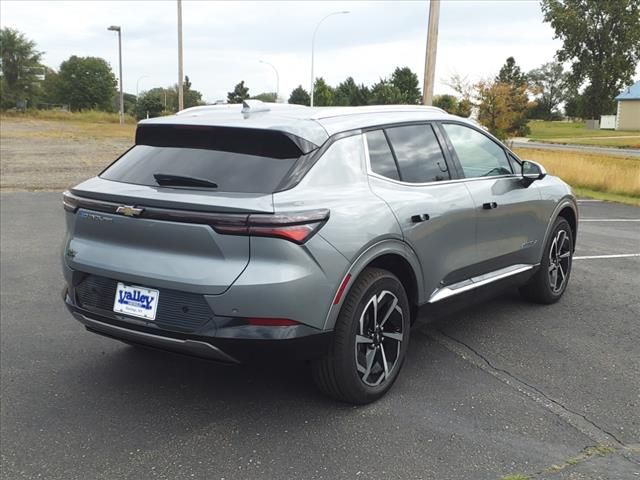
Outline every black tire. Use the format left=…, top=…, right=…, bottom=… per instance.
left=312, top=267, right=411, bottom=404
left=519, top=217, right=573, bottom=304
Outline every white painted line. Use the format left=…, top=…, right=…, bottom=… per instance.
left=574, top=253, right=640, bottom=260
left=580, top=219, right=640, bottom=222
left=577, top=199, right=603, bottom=203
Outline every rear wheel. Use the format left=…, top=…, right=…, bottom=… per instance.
left=312, top=268, right=410, bottom=404
left=520, top=217, right=573, bottom=304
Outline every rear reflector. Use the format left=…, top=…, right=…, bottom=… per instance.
left=247, top=317, right=299, bottom=326
left=333, top=273, right=352, bottom=305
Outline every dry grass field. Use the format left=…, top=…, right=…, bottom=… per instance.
left=513, top=147, right=640, bottom=204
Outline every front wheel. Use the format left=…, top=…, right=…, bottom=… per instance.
left=520, top=217, right=573, bottom=304
left=312, top=268, right=410, bottom=404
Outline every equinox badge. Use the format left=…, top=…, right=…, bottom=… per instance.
left=116, top=205, right=144, bottom=217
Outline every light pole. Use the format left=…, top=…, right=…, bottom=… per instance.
left=422, top=0, right=440, bottom=106
left=177, top=0, right=184, bottom=111
left=259, top=60, right=279, bottom=102
left=136, top=75, right=149, bottom=99
left=310, top=11, right=349, bottom=107
left=107, top=25, right=124, bottom=124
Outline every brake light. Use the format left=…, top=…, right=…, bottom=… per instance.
left=62, top=190, right=79, bottom=212
left=214, top=209, right=329, bottom=244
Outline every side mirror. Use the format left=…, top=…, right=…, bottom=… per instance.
left=521, top=160, right=547, bottom=187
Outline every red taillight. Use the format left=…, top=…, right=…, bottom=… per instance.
left=214, top=209, right=329, bottom=244
left=247, top=317, right=299, bottom=326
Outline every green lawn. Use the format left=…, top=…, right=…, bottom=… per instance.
left=527, top=120, right=640, bottom=148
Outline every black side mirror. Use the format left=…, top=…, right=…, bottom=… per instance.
left=521, top=160, right=547, bottom=187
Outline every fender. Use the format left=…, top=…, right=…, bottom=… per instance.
left=322, top=238, right=423, bottom=330
left=541, top=195, right=579, bottom=259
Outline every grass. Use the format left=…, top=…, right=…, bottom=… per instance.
left=527, top=120, right=640, bottom=149
left=1, top=109, right=137, bottom=124
left=0, top=114, right=136, bottom=141
left=513, top=147, right=640, bottom=203
left=500, top=475, right=530, bottom=480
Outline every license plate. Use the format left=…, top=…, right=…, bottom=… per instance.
left=113, top=283, right=159, bottom=320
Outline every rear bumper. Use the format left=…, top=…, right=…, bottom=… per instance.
left=63, top=287, right=333, bottom=364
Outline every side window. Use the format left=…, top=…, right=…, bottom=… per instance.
left=508, top=153, right=521, bottom=173
left=442, top=123, right=512, bottom=178
left=365, top=130, right=400, bottom=181
left=385, top=124, right=450, bottom=183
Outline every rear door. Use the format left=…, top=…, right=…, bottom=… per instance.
left=439, top=122, right=547, bottom=273
left=365, top=123, right=477, bottom=299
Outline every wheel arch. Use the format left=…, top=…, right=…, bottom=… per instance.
left=542, top=196, right=579, bottom=255
left=322, top=240, right=423, bottom=330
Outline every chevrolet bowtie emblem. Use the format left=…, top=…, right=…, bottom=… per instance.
left=116, top=205, right=144, bottom=217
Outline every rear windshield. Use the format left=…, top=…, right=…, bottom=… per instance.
left=100, top=125, right=306, bottom=194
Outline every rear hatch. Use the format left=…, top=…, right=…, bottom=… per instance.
left=64, top=124, right=314, bottom=295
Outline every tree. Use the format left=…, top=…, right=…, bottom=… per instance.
left=227, top=80, right=250, bottom=104
left=55, top=56, right=116, bottom=111
left=476, top=78, right=530, bottom=140
left=527, top=61, right=568, bottom=120
left=251, top=92, right=277, bottom=102
left=390, top=67, right=421, bottom=104
left=288, top=85, right=310, bottom=106
left=334, top=77, right=370, bottom=106
left=541, top=0, right=640, bottom=118
left=456, top=99, right=473, bottom=118
left=496, top=56, right=526, bottom=86
left=179, top=75, right=203, bottom=109
left=0, top=28, right=43, bottom=109
left=432, top=94, right=458, bottom=114
left=134, top=90, right=164, bottom=119
left=369, top=79, right=403, bottom=105
left=313, top=77, right=334, bottom=106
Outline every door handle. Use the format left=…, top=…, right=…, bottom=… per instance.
left=482, top=202, right=498, bottom=210
left=411, top=214, right=430, bottom=223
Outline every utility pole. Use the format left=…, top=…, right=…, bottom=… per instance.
left=177, top=0, right=184, bottom=111
left=422, top=0, right=440, bottom=106
left=108, top=26, right=124, bottom=124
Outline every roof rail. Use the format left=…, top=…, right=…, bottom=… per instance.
left=309, top=104, right=447, bottom=119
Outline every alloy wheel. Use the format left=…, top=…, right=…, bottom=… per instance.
left=354, top=290, right=404, bottom=387
left=548, top=229, right=572, bottom=294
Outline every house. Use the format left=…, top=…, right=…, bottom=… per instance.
left=615, top=80, right=640, bottom=131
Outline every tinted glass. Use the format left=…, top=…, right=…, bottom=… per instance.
left=101, top=145, right=297, bottom=193
left=442, top=123, right=512, bottom=178
left=385, top=125, right=449, bottom=183
left=366, top=130, right=400, bottom=180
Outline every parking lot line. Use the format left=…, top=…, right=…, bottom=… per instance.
left=574, top=253, right=640, bottom=260
left=579, top=219, right=640, bottom=222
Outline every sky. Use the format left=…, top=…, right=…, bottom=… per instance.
left=1, top=0, right=567, bottom=103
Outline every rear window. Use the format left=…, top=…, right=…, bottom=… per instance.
left=100, top=125, right=307, bottom=194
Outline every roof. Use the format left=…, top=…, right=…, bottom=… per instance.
left=139, top=102, right=457, bottom=148
left=615, top=80, right=640, bottom=101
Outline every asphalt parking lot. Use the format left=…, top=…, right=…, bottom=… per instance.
left=1, top=192, right=638, bottom=480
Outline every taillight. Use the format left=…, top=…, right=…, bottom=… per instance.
left=62, top=190, right=79, bottom=213
left=214, top=209, right=329, bottom=244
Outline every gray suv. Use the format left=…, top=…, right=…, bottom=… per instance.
left=62, top=102, right=577, bottom=404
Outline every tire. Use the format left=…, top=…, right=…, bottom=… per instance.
left=312, top=267, right=410, bottom=404
left=519, top=217, right=573, bottom=304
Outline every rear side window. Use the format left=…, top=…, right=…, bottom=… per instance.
left=365, top=130, right=400, bottom=180
left=385, top=125, right=450, bottom=183
left=100, top=125, right=304, bottom=193
left=442, top=123, right=512, bottom=178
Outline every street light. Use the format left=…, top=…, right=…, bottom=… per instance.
left=310, top=10, right=349, bottom=107
left=259, top=60, right=279, bottom=102
left=107, top=25, right=124, bottom=124
left=136, top=75, right=149, bottom=99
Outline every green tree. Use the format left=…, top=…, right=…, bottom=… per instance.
left=134, top=90, right=164, bottom=119
left=334, top=77, right=370, bottom=106
left=541, top=0, right=640, bottom=118
left=369, top=79, right=403, bottom=105
left=432, top=94, right=458, bottom=114
left=313, top=77, right=334, bottom=106
left=456, top=98, right=473, bottom=117
left=227, top=80, right=250, bottom=104
left=288, top=85, right=310, bottom=106
left=0, top=28, right=43, bottom=109
left=179, top=75, right=203, bottom=109
left=55, top=56, right=116, bottom=111
left=496, top=56, right=526, bottom=86
left=390, top=67, right=421, bottom=104
left=495, top=57, right=530, bottom=136
left=251, top=92, right=277, bottom=102
left=527, top=61, right=568, bottom=120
